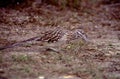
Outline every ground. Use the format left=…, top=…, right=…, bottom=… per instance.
left=0, top=3, right=120, bottom=79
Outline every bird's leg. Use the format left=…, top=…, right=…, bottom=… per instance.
left=45, top=47, right=61, bottom=53
left=43, top=42, right=65, bottom=53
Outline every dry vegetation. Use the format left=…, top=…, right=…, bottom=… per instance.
left=0, top=0, right=120, bottom=79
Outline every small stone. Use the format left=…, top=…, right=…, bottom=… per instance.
left=38, top=76, right=45, bottom=79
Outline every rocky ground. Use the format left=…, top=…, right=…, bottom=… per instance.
left=0, top=3, right=120, bottom=79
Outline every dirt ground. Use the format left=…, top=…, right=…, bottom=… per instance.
left=0, top=3, right=120, bottom=79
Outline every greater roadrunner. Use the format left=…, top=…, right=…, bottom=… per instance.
left=0, top=27, right=88, bottom=50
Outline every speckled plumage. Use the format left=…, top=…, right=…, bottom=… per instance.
left=36, top=28, right=64, bottom=42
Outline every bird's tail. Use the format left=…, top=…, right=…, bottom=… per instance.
left=0, top=36, right=40, bottom=50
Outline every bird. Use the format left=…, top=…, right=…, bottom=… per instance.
left=0, top=27, right=88, bottom=51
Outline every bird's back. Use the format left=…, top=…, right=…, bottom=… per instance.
left=36, top=28, right=65, bottom=42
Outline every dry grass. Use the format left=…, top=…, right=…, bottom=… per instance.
left=0, top=2, right=120, bottom=79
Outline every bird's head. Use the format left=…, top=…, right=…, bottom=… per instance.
left=74, top=29, right=88, bottom=42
